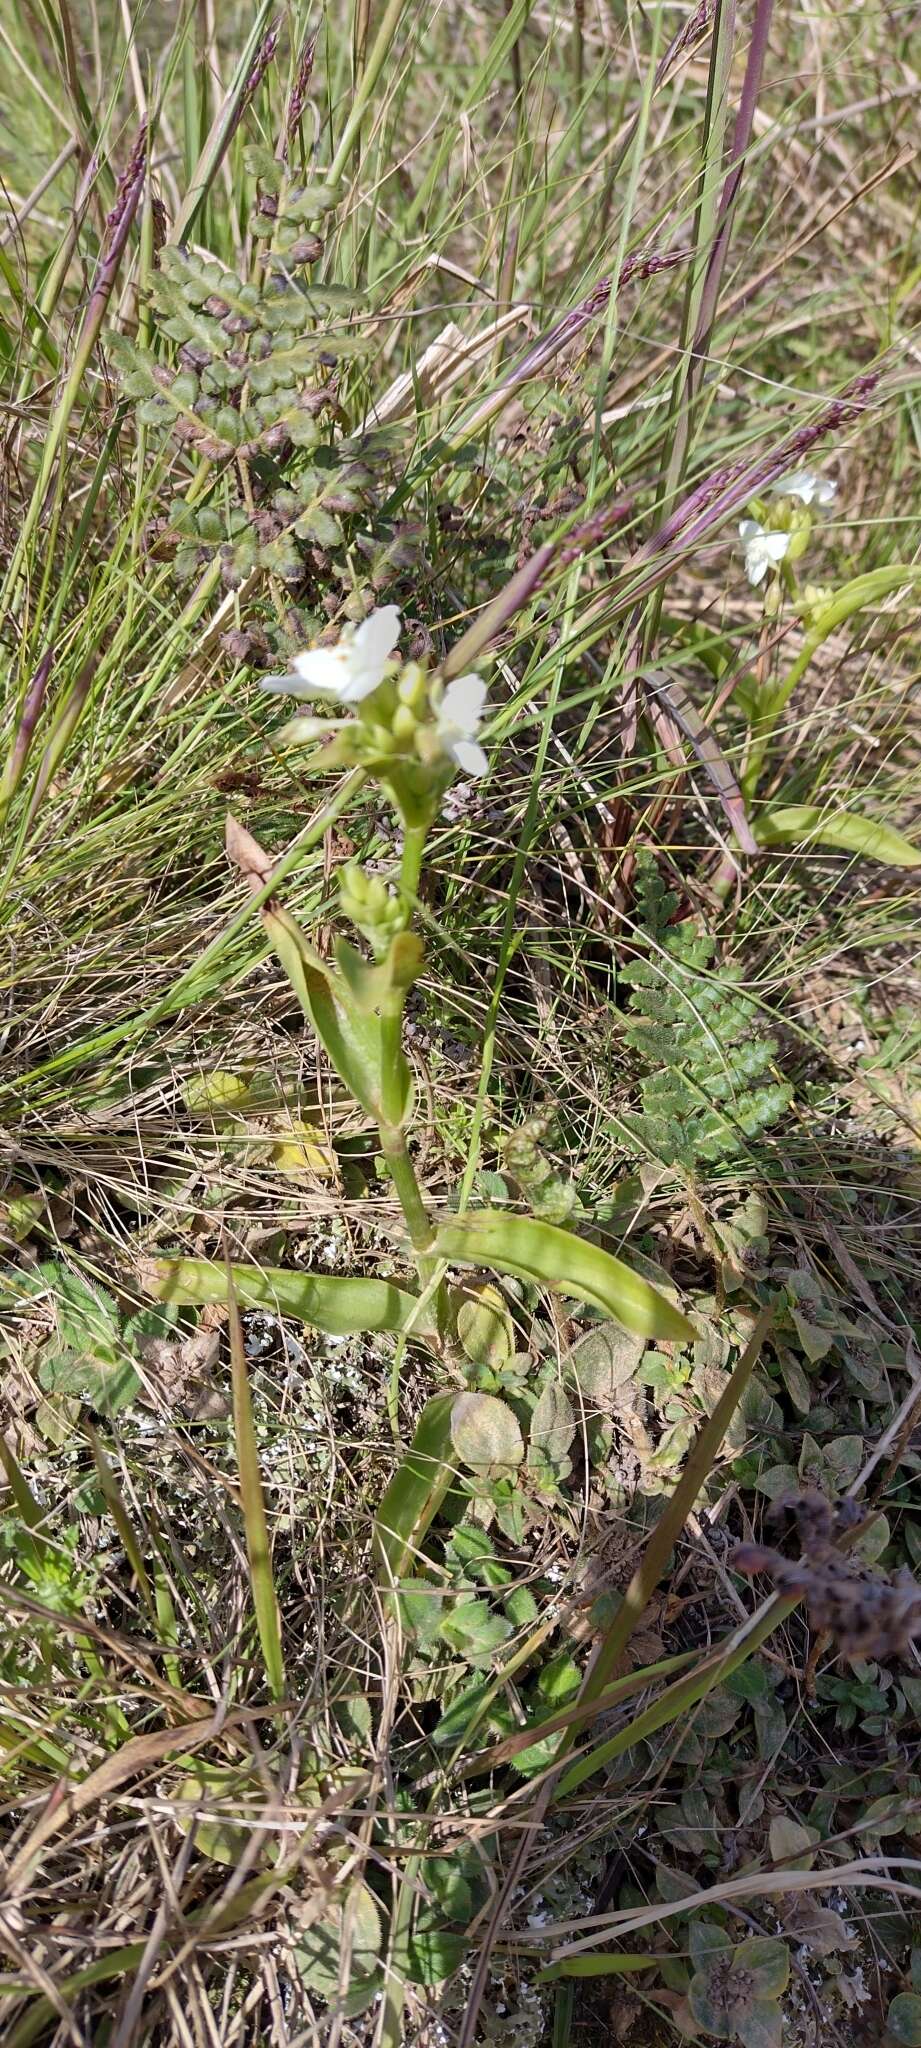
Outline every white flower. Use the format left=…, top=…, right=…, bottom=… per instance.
left=262, top=605, right=401, bottom=704
left=436, top=673, right=488, bottom=776
left=770, top=468, right=836, bottom=507
left=739, top=519, right=791, bottom=586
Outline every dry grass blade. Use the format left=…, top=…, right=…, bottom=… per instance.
left=458, top=1307, right=774, bottom=2045
left=224, top=1243, right=286, bottom=1702
left=4, top=1710, right=228, bottom=1893
left=579, top=1303, right=774, bottom=1699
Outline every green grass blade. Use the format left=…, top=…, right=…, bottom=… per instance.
left=556, top=1589, right=794, bottom=1802
left=540, top=1954, right=659, bottom=1983
left=85, top=1426, right=154, bottom=1618
left=170, top=0, right=275, bottom=243
left=574, top=1305, right=773, bottom=1704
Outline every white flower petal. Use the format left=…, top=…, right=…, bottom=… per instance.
left=759, top=533, right=792, bottom=564
left=740, top=522, right=790, bottom=586
left=264, top=608, right=403, bottom=707
left=290, top=646, right=355, bottom=696
left=439, top=673, right=487, bottom=739
left=771, top=468, right=837, bottom=507
left=261, top=671, right=307, bottom=694
left=352, top=604, right=401, bottom=669
left=449, top=738, right=488, bottom=777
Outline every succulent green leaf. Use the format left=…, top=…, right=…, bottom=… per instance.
left=689, top=1920, right=732, bottom=1967
left=373, top=1394, right=457, bottom=1580
left=456, top=1284, right=514, bottom=1369
left=754, top=806, right=921, bottom=867
left=145, top=1256, right=432, bottom=1340
left=267, top=911, right=393, bottom=1119
left=738, top=2002, right=784, bottom=2048
left=538, top=1954, right=658, bottom=1982
left=433, top=1212, right=694, bottom=1343
left=736, top=1938, right=789, bottom=1999
left=887, top=1993, right=921, bottom=2046
left=688, top=1977, right=737, bottom=2039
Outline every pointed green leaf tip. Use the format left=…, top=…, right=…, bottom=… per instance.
left=433, top=1211, right=694, bottom=1344
left=755, top=806, right=920, bottom=866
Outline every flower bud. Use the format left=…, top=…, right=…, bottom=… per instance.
left=391, top=704, right=418, bottom=743
left=412, top=724, right=444, bottom=767
left=397, top=662, right=428, bottom=714
left=785, top=514, right=812, bottom=564
left=799, top=582, right=833, bottom=626
left=338, top=861, right=407, bottom=956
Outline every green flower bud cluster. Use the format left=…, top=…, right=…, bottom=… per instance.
left=798, top=582, right=834, bottom=627
left=749, top=495, right=813, bottom=557
left=356, top=663, right=436, bottom=764
left=338, top=862, right=408, bottom=957
left=502, top=1115, right=582, bottom=1225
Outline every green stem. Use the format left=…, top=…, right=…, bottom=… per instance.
left=742, top=563, right=921, bottom=799
left=378, top=821, right=429, bottom=1129
left=328, top=0, right=409, bottom=184
left=378, top=1126, right=435, bottom=1257
left=378, top=1845, right=424, bottom=2048
left=400, top=821, right=427, bottom=907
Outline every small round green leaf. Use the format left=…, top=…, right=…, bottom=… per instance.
left=738, top=2003, right=783, bottom=2048
left=295, top=1881, right=382, bottom=2015
left=566, top=1323, right=644, bottom=1408
left=450, top=1393, right=524, bottom=1477
left=457, top=1285, right=514, bottom=1369
left=888, top=1993, right=921, bottom=2046
left=736, top=1937, right=789, bottom=1999
left=689, top=1919, right=732, bottom=1968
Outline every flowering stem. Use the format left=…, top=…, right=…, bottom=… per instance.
left=0, top=648, right=54, bottom=823
left=378, top=821, right=427, bottom=1129
left=399, top=822, right=427, bottom=908
left=378, top=819, right=439, bottom=1283
left=378, top=1127, right=435, bottom=1258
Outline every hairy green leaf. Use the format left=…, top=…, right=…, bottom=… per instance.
left=450, top=1392, right=524, bottom=1477
left=295, top=1881, right=382, bottom=2015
